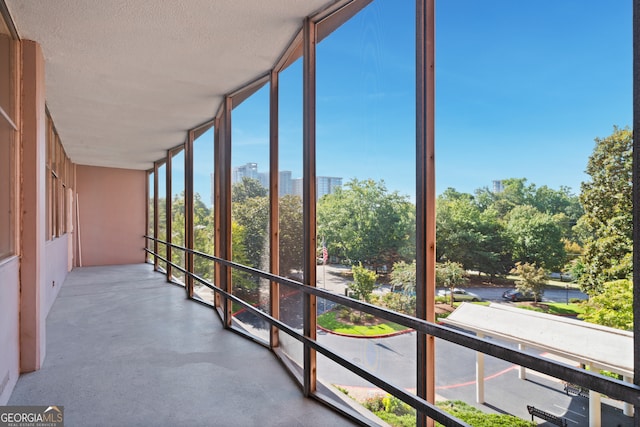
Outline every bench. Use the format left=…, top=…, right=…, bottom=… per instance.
left=564, top=382, right=589, bottom=398
left=526, top=405, right=567, bottom=427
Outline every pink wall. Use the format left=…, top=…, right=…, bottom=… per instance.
left=76, top=165, right=145, bottom=266
left=0, top=257, right=19, bottom=405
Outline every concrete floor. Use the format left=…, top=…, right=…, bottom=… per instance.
left=9, top=264, right=358, bottom=427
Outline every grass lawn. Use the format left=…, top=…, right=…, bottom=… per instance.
left=516, top=301, right=585, bottom=316
left=318, top=310, right=408, bottom=336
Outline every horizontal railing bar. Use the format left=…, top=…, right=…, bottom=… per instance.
left=148, top=247, right=468, bottom=426
left=144, top=239, right=640, bottom=406
left=144, top=248, right=218, bottom=292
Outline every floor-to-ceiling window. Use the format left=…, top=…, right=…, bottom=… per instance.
left=192, top=126, right=215, bottom=303
left=170, top=148, right=186, bottom=284
left=277, top=52, right=305, bottom=372
left=313, top=0, right=418, bottom=417
left=231, top=80, right=271, bottom=343
left=141, top=1, right=639, bottom=425
left=156, top=162, right=167, bottom=270
left=147, top=170, right=154, bottom=263
left=0, top=16, right=15, bottom=260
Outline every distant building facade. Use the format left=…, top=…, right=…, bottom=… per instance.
left=232, top=162, right=258, bottom=184
left=492, top=180, right=504, bottom=194
left=317, top=176, right=342, bottom=199
left=232, top=162, right=341, bottom=199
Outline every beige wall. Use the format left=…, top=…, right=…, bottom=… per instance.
left=76, top=165, right=145, bottom=266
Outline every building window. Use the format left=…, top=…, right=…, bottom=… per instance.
left=45, top=111, right=73, bottom=241
left=0, top=16, right=16, bottom=260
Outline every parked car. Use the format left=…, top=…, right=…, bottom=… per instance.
left=502, top=289, right=540, bottom=302
left=437, top=288, right=482, bottom=302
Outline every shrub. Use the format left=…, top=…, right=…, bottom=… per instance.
left=436, top=401, right=534, bottom=427
left=349, top=312, right=362, bottom=324
left=382, top=395, right=415, bottom=417
left=364, top=396, right=385, bottom=412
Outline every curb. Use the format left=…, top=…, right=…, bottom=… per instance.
left=317, top=324, right=413, bottom=339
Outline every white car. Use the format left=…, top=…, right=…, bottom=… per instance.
left=437, top=288, right=482, bottom=302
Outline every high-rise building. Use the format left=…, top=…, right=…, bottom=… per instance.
left=232, top=162, right=258, bottom=184
left=492, top=180, right=504, bottom=194
left=279, top=171, right=292, bottom=196
left=317, top=176, right=342, bottom=199
left=257, top=172, right=269, bottom=189
left=291, top=176, right=342, bottom=199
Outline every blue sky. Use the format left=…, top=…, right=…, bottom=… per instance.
left=172, top=0, right=632, bottom=205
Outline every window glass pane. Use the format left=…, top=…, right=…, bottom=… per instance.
left=315, top=0, right=417, bottom=414
left=171, top=150, right=185, bottom=284
left=231, top=82, right=271, bottom=343
left=435, top=0, right=631, bottom=281
left=147, top=172, right=154, bottom=262
left=192, top=128, right=215, bottom=303
left=0, top=26, right=15, bottom=123
left=0, top=23, right=15, bottom=258
left=0, top=117, right=14, bottom=259
left=45, top=118, right=52, bottom=240
left=278, top=57, right=304, bottom=368
left=157, top=163, right=167, bottom=270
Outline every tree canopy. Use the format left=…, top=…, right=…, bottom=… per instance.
left=579, top=279, right=632, bottom=330
left=436, top=179, right=578, bottom=277
left=349, top=262, right=377, bottom=302
left=317, top=179, right=415, bottom=270
left=511, top=262, right=546, bottom=303
left=505, top=205, right=566, bottom=272
left=577, top=126, right=632, bottom=294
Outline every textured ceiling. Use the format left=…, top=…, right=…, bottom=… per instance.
left=6, top=0, right=333, bottom=170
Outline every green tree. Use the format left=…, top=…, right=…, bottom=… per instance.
left=231, top=178, right=269, bottom=287
left=171, top=192, right=214, bottom=281
left=389, top=260, right=416, bottom=294
left=232, top=177, right=267, bottom=203
left=436, top=190, right=511, bottom=277
left=317, top=179, right=415, bottom=271
left=578, top=126, right=632, bottom=294
left=231, top=221, right=255, bottom=296
left=579, top=279, right=632, bottom=330
left=349, top=262, right=377, bottom=302
left=505, top=205, right=566, bottom=271
left=532, top=185, right=583, bottom=243
left=232, top=195, right=269, bottom=272
left=510, top=262, right=546, bottom=302
left=476, top=178, right=535, bottom=217
left=279, top=195, right=303, bottom=278
left=435, top=261, right=468, bottom=306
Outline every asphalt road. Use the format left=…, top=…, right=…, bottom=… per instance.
left=314, top=331, right=632, bottom=426
left=457, top=286, right=588, bottom=303
left=237, top=265, right=631, bottom=425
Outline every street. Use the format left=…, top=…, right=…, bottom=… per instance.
left=235, top=264, right=629, bottom=426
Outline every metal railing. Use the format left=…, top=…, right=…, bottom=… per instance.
left=145, top=235, right=640, bottom=427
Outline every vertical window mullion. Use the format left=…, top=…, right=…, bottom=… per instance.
left=302, top=16, right=317, bottom=397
